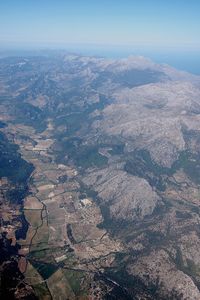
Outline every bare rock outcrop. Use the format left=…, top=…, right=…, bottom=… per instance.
left=128, top=249, right=200, bottom=300
left=83, top=167, right=159, bottom=221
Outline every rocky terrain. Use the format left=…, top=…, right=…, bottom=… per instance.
left=1, top=52, right=200, bottom=299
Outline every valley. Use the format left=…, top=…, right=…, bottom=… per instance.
left=1, top=53, right=200, bottom=299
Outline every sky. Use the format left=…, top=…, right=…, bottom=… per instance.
left=0, top=0, right=200, bottom=51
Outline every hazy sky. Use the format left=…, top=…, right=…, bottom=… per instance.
left=0, top=0, right=200, bottom=50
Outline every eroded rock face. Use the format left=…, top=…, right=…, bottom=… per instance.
left=91, top=81, right=200, bottom=167
left=83, top=167, right=159, bottom=221
left=128, top=250, right=200, bottom=300
left=179, top=231, right=200, bottom=269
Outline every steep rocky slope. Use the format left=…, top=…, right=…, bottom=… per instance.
left=1, top=52, right=200, bottom=299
